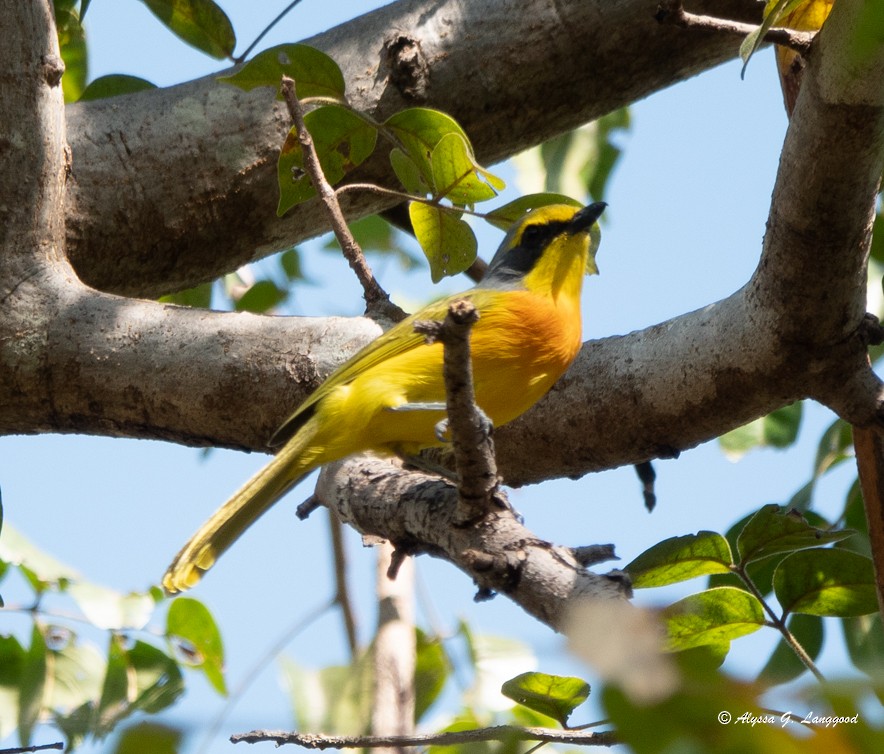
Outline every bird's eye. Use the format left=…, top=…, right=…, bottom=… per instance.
left=520, top=224, right=546, bottom=248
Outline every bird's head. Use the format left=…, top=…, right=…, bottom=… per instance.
left=483, top=202, right=606, bottom=297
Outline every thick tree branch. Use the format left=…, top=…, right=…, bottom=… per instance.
left=63, top=0, right=762, bottom=297
left=314, top=458, right=630, bottom=632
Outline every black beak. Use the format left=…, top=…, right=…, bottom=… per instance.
left=570, top=201, right=607, bottom=234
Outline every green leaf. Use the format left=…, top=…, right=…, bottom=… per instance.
left=124, top=641, right=185, bottom=715
left=159, top=281, right=213, bottom=309
left=385, top=108, right=475, bottom=194
left=663, top=587, right=765, bottom=651
left=220, top=43, right=345, bottom=99
left=739, top=0, right=804, bottom=77
left=0, top=636, right=25, bottom=739
left=719, top=401, right=803, bottom=460
left=68, top=583, right=155, bottom=631
left=55, top=4, right=88, bottom=104
left=736, top=504, right=854, bottom=565
left=390, top=148, right=429, bottom=194
left=140, top=0, right=235, bottom=59
left=409, top=203, right=477, bottom=282
left=430, top=133, right=503, bottom=204
left=501, top=671, right=589, bottom=726
left=626, top=532, right=734, bottom=588
left=842, top=613, right=884, bottom=679
left=79, top=74, right=157, bottom=101
left=277, top=105, right=378, bottom=214
left=166, top=597, right=226, bottom=694
left=234, top=279, right=288, bottom=313
left=484, top=193, right=582, bottom=230
left=414, top=631, right=447, bottom=723
left=19, top=624, right=48, bottom=746
left=812, top=417, right=854, bottom=478
left=757, top=613, right=823, bottom=685
left=774, top=548, right=878, bottom=617
left=280, top=248, right=305, bottom=281
left=109, top=722, right=183, bottom=754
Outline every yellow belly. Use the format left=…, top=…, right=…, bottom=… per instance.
left=309, top=290, right=582, bottom=459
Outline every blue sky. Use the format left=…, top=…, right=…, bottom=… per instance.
left=0, top=1, right=869, bottom=751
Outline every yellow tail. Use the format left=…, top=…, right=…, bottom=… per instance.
left=162, top=430, right=316, bottom=594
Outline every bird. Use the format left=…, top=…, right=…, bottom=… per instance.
left=162, top=201, right=606, bottom=593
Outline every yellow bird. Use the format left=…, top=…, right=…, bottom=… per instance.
left=163, top=202, right=606, bottom=593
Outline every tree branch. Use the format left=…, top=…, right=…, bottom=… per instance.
left=230, top=724, right=617, bottom=748
left=655, top=0, right=815, bottom=55
left=63, top=0, right=763, bottom=297
left=314, top=457, right=630, bottom=632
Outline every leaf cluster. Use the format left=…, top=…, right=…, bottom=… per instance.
left=0, top=516, right=225, bottom=750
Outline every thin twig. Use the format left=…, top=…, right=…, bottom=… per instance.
left=278, top=76, right=405, bottom=323
left=655, top=1, right=816, bottom=56
left=413, top=300, right=500, bottom=524
left=328, top=508, right=359, bottom=658
left=0, top=744, right=64, bottom=754
left=234, top=0, right=306, bottom=64
left=231, top=725, right=618, bottom=748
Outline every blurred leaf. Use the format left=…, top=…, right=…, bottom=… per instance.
left=501, top=671, right=589, bottom=727
left=429, top=714, right=494, bottom=754
left=277, top=105, right=378, bottom=214
left=540, top=112, right=630, bottom=201
left=484, top=193, right=582, bottom=230
left=49, top=641, right=106, bottom=715
left=79, top=75, right=157, bottom=101
left=233, top=279, right=288, bottom=313
left=409, top=203, right=477, bottom=282
left=279, top=248, right=305, bottom=281
left=166, top=598, right=226, bottom=695
left=123, top=641, right=185, bottom=715
left=111, top=721, right=183, bottom=754
left=96, top=636, right=131, bottom=734
left=737, top=504, right=853, bottom=565
left=430, top=132, right=503, bottom=204
left=281, top=654, right=373, bottom=735
left=0, top=636, right=25, bottom=739
left=774, top=549, right=878, bottom=617
left=0, top=524, right=79, bottom=590
left=758, top=613, right=823, bottom=685
left=842, top=613, right=884, bottom=679
left=719, top=402, right=803, bottom=460
left=19, top=624, right=48, bottom=746
left=140, top=0, right=235, bottom=60
left=159, top=282, right=213, bottom=309
left=871, top=205, right=884, bottom=264
left=220, top=43, right=345, bottom=98
left=603, top=654, right=810, bottom=754
left=385, top=108, right=476, bottom=195
left=68, top=583, right=155, bottom=631
left=55, top=2, right=88, bottom=103
left=663, top=587, right=765, bottom=651
left=414, top=630, right=447, bottom=723
left=626, top=531, right=733, bottom=588
left=462, top=631, right=536, bottom=713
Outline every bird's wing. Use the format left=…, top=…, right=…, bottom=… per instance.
left=269, top=290, right=488, bottom=446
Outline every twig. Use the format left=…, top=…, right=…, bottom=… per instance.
left=413, top=300, right=500, bottom=524
left=328, top=509, right=359, bottom=658
left=234, top=0, right=306, bottom=64
left=655, top=1, right=816, bottom=56
left=231, top=725, right=618, bottom=748
left=278, top=76, right=405, bottom=324
left=0, top=744, right=64, bottom=754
